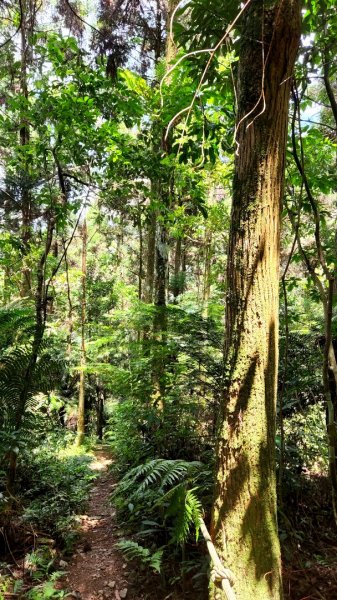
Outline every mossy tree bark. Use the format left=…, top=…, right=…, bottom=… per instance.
left=210, top=2, right=300, bottom=599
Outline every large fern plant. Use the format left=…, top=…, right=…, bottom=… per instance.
left=114, top=458, right=212, bottom=572
left=0, top=304, right=64, bottom=463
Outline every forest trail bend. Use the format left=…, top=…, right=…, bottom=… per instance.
left=59, top=448, right=140, bottom=600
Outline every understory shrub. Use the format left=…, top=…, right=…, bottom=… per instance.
left=18, top=435, right=96, bottom=550
left=113, top=457, right=212, bottom=591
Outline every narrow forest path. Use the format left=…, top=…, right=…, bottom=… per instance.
left=59, top=448, right=141, bottom=600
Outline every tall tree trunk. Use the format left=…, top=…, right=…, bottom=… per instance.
left=144, top=205, right=157, bottom=304
left=155, top=218, right=169, bottom=307
left=151, top=0, right=179, bottom=410
left=144, top=219, right=156, bottom=303
left=77, top=219, right=87, bottom=446
left=138, top=204, right=143, bottom=301
left=202, top=230, right=213, bottom=317
left=288, top=79, right=337, bottom=523
left=172, top=236, right=185, bottom=301
left=323, top=281, right=337, bottom=523
left=202, top=187, right=215, bottom=316
left=96, top=380, right=105, bottom=441
left=152, top=215, right=168, bottom=410
left=210, top=3, right=300, bottom=600
left=143, top=0, right=169, bottom=305
left=153, top=0, right=178, bottom=307
left=20, top=0, right=32, bottom=298
left=64, top=245, right=74, bottom=355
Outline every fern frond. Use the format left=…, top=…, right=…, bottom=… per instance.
left=168, top=487, right=202, bottom=544
left=115, top=539, right=163, bottom=573
left=115, top=459, right=205, bottom=545
left=0, top=302, right=35, bottom=349
left=0, top=337, right=65, bottom=458
left=116, top=458, right=203, bottom=498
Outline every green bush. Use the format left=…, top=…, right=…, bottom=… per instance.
left=18, top=437, right=96, bottom=550
left=113, top=458, right=212, bottom=577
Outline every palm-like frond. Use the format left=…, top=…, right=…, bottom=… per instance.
left=0, top=331, right=65, bottom=458
left=116, top=458, right=202, bottom=499
left=114, top=458, right=207, bottom=545
left=115, top=540, right=163, bottom=573
left=0, top=302, right=35, bottom=349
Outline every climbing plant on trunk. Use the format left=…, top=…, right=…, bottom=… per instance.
left=210, top=2, right=301, bottom=599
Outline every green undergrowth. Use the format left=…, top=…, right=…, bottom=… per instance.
left=20, top=435, right=97, bottom=551
left=0, top=432, right=97, bottom=599
left=113, top=457, right=212, bottom=598
left=102, top=305, right=220, bottom=597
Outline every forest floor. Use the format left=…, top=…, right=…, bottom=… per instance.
left=282, top=475, right=337, bottom=600
left=58, top=448, right=142, bottom=600
left=59, top=458, right=337, bottom=600
left=2, top=450, right=336, bottom=599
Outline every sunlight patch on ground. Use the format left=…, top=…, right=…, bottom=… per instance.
left=79, top=515, right=104, bottom=532
left=89, top=456, right=112, bottom=471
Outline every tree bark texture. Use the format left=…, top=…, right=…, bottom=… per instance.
left=210, top=3, right=301, bottom=600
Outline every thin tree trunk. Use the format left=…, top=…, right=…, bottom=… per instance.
left=77, top=219, right=87, bottom=446
left=155, top=219, right=169, bottom=307
left=288, top=84, right=337, bottom=525
left=144, top=206, right=157, bottom=304
left=172, top=236, right=184, bottom=301
left=202, top=230, right=213, bottom=317
left=323, top=280, right=337, bottom=523
left=138, top=205, right=143, bottom=301
left=210, top=3, right=300, bottom=599
left=152, top=218, right=168, bottom=410
left=64, top=246, right=73, bottom=355
left=143, top=0, right=164, bottom=305
left=96, top=380, right=105, bottom=441
left=151, top=0, right=179, bottom=412
left=202, top=188, right=215, bottom=316
left=20, top=0, right=32, bottom=298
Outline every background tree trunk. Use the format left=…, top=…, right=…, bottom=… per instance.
left=20, top=0, right=32, bottom=298
left=210, top=3, right=301, bottom=599
left=96, top=379, right=105, bottom=441
left=144, top=210, right=156, bottom=303
left=77, top=218, right=87, bottom=446
left=172, top=236, right=185, bottom=301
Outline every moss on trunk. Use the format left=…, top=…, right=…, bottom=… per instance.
left=210, top=2, right=301, bottom=599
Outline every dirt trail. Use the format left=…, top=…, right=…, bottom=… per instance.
left=59, top=449, right=141, bottom=600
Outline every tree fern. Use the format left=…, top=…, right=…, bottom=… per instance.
left=0, top=338, right=65, bottom=460
left=0, top=302, right=35, bottom=349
